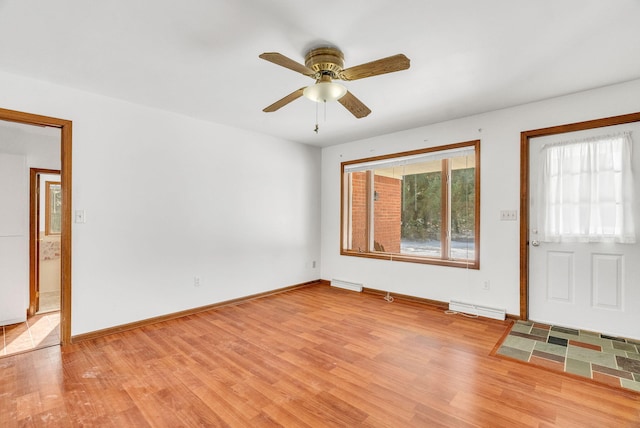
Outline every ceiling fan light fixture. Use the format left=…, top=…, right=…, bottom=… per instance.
left=303, top=81, right=347, bottom=103
left=260, top=47, right=408, bottom=117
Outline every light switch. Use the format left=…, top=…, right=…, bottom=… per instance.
left=500, top=210, right=518, bottom=221
left=74, top=210, right=86, bottom=223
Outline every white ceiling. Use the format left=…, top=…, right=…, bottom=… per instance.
left=0, top=119, right=60, bottom=158
left=1, top=0, right=639, bottom=147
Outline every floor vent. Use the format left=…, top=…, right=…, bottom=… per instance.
left=330, top=279, right=363, bottom=292
left=449, top=300, right=506, bottom=320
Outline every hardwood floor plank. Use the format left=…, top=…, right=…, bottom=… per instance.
left=329, top=380, right=417, bottom=424
left=1, top=283, right=639, bottom=427
left=260, top=402, right=313, bottom=427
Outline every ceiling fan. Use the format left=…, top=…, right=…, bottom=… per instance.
left=259, top=47, right=410, bottom=118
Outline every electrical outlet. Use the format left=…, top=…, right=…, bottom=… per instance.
left=312, top=261, right=316, bottom=269
left=194, top=276, right=201, bottom=287
left=500, top=210, right=518, bottom=221
left=483, top=280, right=490, bottom=291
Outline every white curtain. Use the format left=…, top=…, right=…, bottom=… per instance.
left=538, top=132, right=635, bottom=243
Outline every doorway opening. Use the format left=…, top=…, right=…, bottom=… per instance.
left=30, top=169, right=62, bottom=316
left=0, top=107, right=72, bottom=345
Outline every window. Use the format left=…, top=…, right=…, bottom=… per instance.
left=45, top=181, right=62, bottom=236
left=341, top=140, right=480, bottom=268
left=538, top=132, right=635, bottom=243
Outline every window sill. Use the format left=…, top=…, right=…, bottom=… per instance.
left=340, top=250, right=479, bottom=269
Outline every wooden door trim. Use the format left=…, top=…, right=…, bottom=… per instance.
left=520, top=111, right=640, bottom=320
left=0, top=107, right=72, bottom=345
left=29, top=168, right=61, bottom=317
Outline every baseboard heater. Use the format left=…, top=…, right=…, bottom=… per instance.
left=449, top=300, right=506, bottom=320
left=330, top=279, right=363, bottom=292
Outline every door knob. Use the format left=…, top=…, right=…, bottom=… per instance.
left=531, top=240, right=540, bottom=247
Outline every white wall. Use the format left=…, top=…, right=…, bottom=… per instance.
left=0, top=153, right=27, bottom=325
left=3, top=66, right=638, bottom=335
left=0, top=70, right=321, bottom=336
left=321, top=78, right=640, bottom=316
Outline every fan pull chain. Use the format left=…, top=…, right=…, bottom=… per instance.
left=324, top=100, right=327, bottom=122
left=312, top=100, right=331, bottom=134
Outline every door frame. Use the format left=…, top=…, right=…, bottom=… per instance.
left=0, top=107, right=72, bottom=345
left=519, top=111, right=640, bottom=320
left=29, top=168, right=61, bottom=317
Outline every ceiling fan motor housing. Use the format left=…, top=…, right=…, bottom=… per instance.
left=305, top=47, right=344, bottom=79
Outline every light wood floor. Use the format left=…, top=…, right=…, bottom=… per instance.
left=1, top=284, right=638, bottom=427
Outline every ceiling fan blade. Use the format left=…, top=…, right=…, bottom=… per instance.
left=263, top=88, right=306, bottom=112
left=338, top=91, right=371, bottom=118
left=339, top=54, right=410, bottom=81
left=259, top=52, right=315, bottom=77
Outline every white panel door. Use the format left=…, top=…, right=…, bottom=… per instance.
left=529, top=123, right=640, bottom=340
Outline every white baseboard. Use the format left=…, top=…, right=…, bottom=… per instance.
left=449, top=300, right=506, bottom=320
left=330, top=279, right=363, bottom=292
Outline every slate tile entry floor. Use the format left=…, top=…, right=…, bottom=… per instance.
left=496, top=320, right=640, bottom=393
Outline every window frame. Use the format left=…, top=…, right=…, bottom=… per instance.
left=45, top=181, right=62, bottom=236
left=340, top=140, right=481, bottom=269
